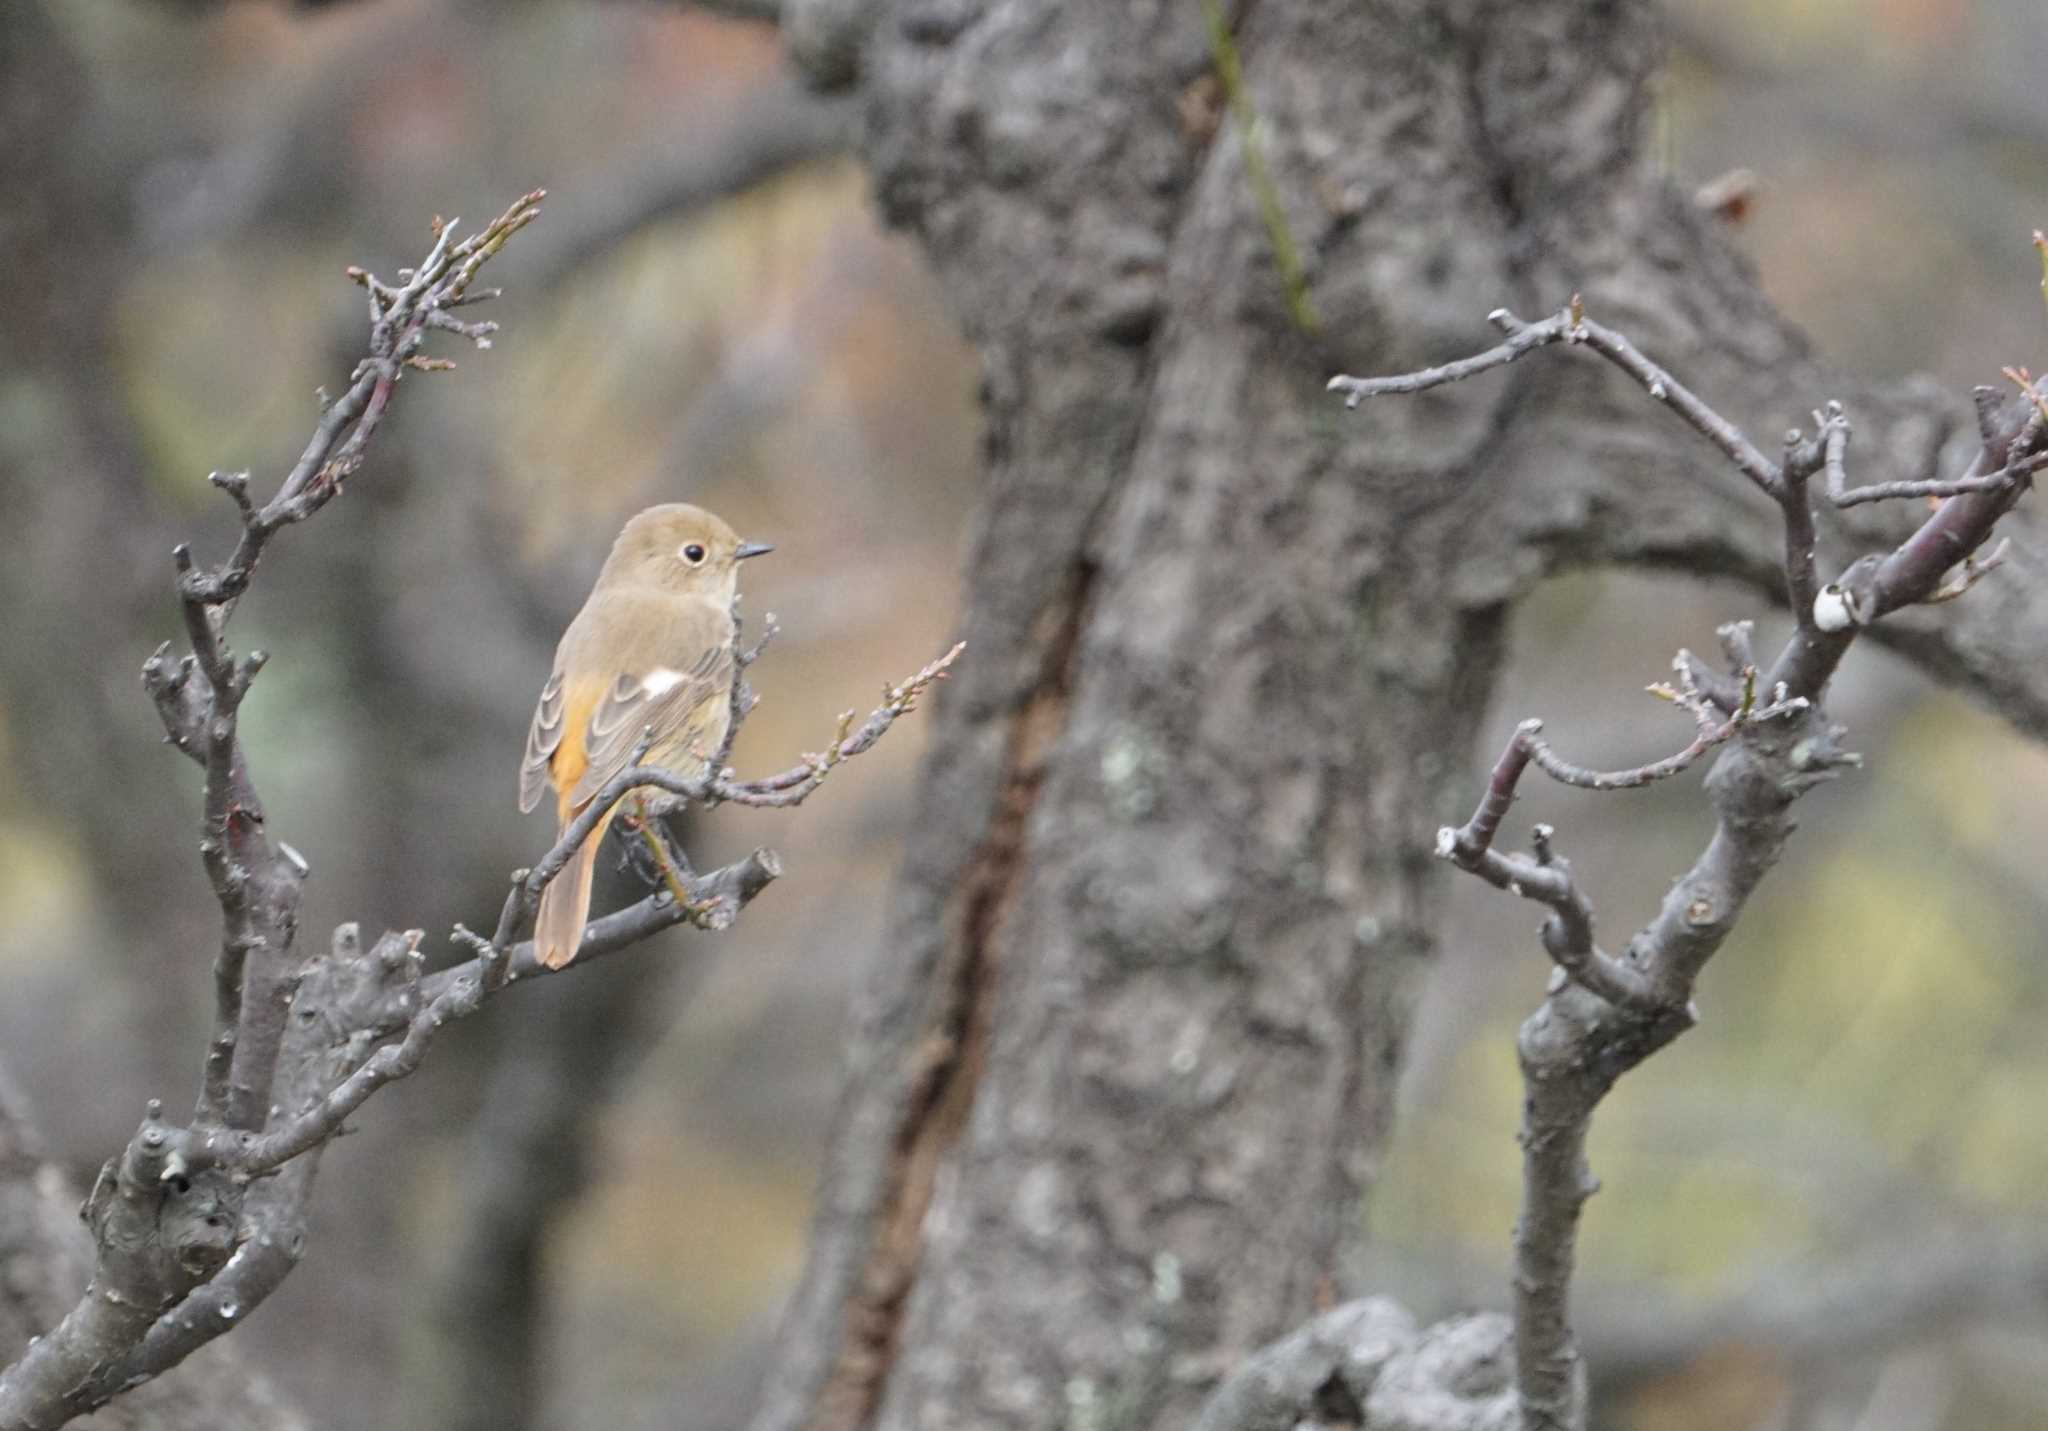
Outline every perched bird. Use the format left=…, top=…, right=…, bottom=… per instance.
left=520, top=504, right=772, bottom=968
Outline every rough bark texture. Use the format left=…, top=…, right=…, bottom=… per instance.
left=0, top=1072, right=304, bottom=1431
left=756, top=4, right=1539, bottom=1428
left=752, top=2, right=2048, bottom=1430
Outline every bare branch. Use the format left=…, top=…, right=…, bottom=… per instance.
left=141, top=847, right=779, bottom=1216
left=1436, top=725, right=1670, bottom=1015
left=91, top=620, right=940, bottom=1408
left=1445, top=669, right=1807, bottom=818
left=1338, top=296, right=2041, bottom=1431
left=702, top=602, right=776, bottom=802
left=1926, top=537, right=2012, bottom=602
left=649, top=637, right=965, bottom=813
left=1815, top=397, right=2048, bottom=507
left=1322, top=310, right=1564, bottom=400
left=1329, top=302, right=1786, bottom=500
left=138, top=190, right=546, bottom=1137
left=1778, top=421, right=1825, bottom=623
left=166, top=617, right=954, bottom=1196
left=0, top=194, right=547, bottom=1431
left=1440, top=830, right=1666, bottom=1016
left=11, top=216, right=948, bottom=1419
left=1672, top=647, right=1742, bottom=713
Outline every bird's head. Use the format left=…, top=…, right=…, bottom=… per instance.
left=599, top=503, right=773, bottom=600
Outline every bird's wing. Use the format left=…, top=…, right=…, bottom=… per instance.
left=519, top=669, right=566, bottom=814
left=569, top=602, right=735, bottom=808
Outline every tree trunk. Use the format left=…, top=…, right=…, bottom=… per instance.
left=745, top=4, right=1658, bottom=1427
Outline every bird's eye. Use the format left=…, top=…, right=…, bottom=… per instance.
left=681, top=543, right=707, bottom=565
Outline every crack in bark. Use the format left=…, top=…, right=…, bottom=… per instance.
left=810, top=561, right=1096, bottom=1431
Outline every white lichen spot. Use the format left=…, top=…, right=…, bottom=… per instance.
left=1014, top=1162, right=1065, bottom=1243
left=1101, top=737, right=1141, bottom=786
left=1649, top=380, right=1667, bottom=400
left=1813, top=583, right=1855, bottom=632
left=1064, top=1377, right=1099, bottom=1417
left=1435, top=826, right=1457, bottom=858
left=1100, top=728, right=1162, bottom=819
left=1151, top=1250, right=1183, bottom=1304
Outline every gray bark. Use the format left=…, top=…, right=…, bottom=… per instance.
left=750, top=2, right=2048, bottom=1429
left=755, top=3, right=1546, bottom=1427
left=0, top=1070, right=304, bottom=1431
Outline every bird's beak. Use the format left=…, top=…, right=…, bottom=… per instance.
left=735, top=541, right=775, bottom=560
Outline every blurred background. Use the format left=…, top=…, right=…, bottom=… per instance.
left=0, top=2, right=2044, bottom=1429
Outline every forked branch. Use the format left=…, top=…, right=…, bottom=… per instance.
left=0, top=193, right=957, bottom=1431
left=1328, top=296, right=2041, bottom=1431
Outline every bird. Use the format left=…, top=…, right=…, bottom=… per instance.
left=520, top=504, right=772, bottom=968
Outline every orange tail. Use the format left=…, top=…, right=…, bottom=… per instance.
left=534, top=805, right=618, bottom=969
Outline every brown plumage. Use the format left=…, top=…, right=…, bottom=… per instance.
left=520, top=504, right=772, bottom=968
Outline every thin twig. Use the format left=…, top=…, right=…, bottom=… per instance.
left=1778, top=420, right=1823, bottom=625
left=654, top=638, right=965, bottom=813
left=1329, top=302, right=1785, bottom=499
left=1472, top=675, right=1806, bottom=798
left=1436, top=721, right=1680, bottom=1015
left=1815, top=394, right=2048, bottom=507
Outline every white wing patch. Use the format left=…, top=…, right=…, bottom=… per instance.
left=569, top=644, right=734, bottom=807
